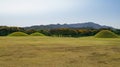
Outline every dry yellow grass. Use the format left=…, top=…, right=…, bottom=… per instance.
left=0, top=36, right=120, bottom=67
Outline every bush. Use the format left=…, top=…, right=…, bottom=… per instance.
left=95, top=30, right=118, bottom=38
left=30, top=32, right=45, bottom=36
left=8, top=32, right=28, bottom=36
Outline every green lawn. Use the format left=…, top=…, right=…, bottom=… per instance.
left=0, top=36, right=120, bottom=67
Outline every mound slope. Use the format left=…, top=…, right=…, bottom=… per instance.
left=8, top=32, right=28, bottom=36
left=30, top=32, right=45, bottom=36
left=95, top=30, right=118, bottom=38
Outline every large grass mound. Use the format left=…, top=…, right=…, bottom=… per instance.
left=30, top=32, right=45, bottom=36
left=8, top=32, right=28, bottom=36
left=95, top=30, right=118, bottom=38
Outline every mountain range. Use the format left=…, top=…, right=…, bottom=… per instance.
left=24, top=22, right=113, bottom=30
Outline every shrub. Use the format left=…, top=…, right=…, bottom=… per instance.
left=8, top=32, right=28, bottom=36
left=95, top=30, right=118, bottom=38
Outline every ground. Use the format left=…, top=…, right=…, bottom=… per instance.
left=0, top=36, right=120, bottom=67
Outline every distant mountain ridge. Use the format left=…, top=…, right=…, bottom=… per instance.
left=24, top=22, right=113, bottom=30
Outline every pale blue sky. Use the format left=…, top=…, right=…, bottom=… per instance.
left=0, top=0, right=120, bottom=28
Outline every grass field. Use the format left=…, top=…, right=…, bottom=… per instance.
left=0, top=36, right=120, bottom=67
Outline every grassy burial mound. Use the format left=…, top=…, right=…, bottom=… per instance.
left=8, top=32, right=28, bottom=36
left=95, top=30, right=118, bottom=38
left=30, top=32, right=45, bottom=36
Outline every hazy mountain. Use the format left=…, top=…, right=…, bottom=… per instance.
left=24, top=22, right=113, bottom=30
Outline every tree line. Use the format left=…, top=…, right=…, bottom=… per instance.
left=0, top=26, right=24, bottom=36
left=0, top=26, right=120, bottom=37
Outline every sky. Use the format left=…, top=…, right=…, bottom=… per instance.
left=0, top=0, right=120, bottom=28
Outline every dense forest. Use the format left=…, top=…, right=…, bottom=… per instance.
left=0, top=26, right=120, bottom=37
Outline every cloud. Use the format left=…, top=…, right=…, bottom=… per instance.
left=0, top=0, right=81, bottom=15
